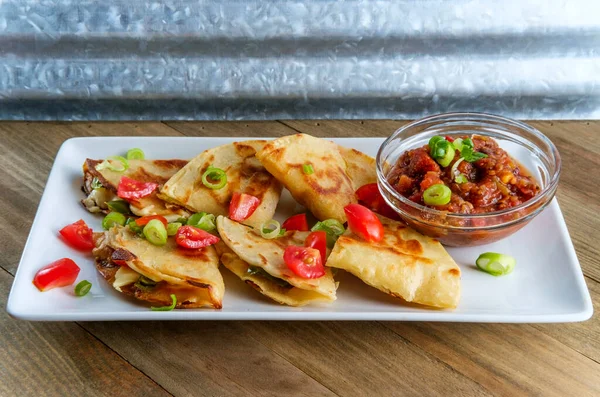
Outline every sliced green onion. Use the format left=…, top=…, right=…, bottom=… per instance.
left=476, top=253, right=516, bottom=276
left=302, top=163, right=314, bottom=175
left=428, top=136, right=444, bottom=149
left=126, top=148, right=145, bottom=160
left=135, top=275, right=157, bottom=289
left=429, top=138, right=455, bottom=167
left=201, top=166, right=227, bottom=190
left=126, top=217, right=143, bottom=234
left=452, top=138, right=464, bottom=151
left=143, top=219, right=168, bottom=246
left=312, top=219, right=346, bottom=248
left=455, top=174, right=468, bottom=184
left=91, top=177, right=103, bottom=190
left=102, top=212, right=127, bottom=230
left=176, top=217, right=188, bottom=224
left=106, top=199, right=130, bottom=214
left=423, top=184, right=452, bottom=206
left=151, top=294, right=177, bottom=311
left=74, top=280, right=92, bottom=297
left=187, top=212, right=216, bottom=232
left=260, top=220, right=282, bottom=239
left=96, top=156, right=129, bottom=172
left=167, top=222, right=182, bottom=236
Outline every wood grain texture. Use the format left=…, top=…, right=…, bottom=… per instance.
left=1, top=120, right=599, bottom=397
left=0, top=270, right=169, bottom=397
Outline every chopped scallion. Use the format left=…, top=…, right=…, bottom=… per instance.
left=106, top=199, right=131, bottom=214
left=260, top=220, right=283, bottom=239
left=74, top=280, right=92, bottom=297
left=201, top=166, right=227, bottom=189
left=151, top=294, right=177, bottom=311
left=302, top=163, right=314, bottom=175
left=126, top=148, right=145, bottom=160
left=102, top=212, right=127, bottom=230
left=96, top=156, right=129, bottom=172
left=476, top=253, right=515, bottom=276
left=143, top=219, right=168, bottom=246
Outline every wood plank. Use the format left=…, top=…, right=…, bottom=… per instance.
left=382, top=320, right=600, bottom=397
left=164, top=121, right=298, bottom=137
left=82, top=321, right=337, bottom=397
left=533, top=277, right=600, bottom=363
left=236, top=321, right=491, bottom=396
left=0, top=270, right=169, bottom=397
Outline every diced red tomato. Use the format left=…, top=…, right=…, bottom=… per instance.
left=117, top=176, right=158, bottom=200
left=305, top=231, right=327, bottom=262
left=344, top=204, right=384, bottom=243
left=444, top=135, right=455, bottom=142
left=282, top=213, right=309, bottom=231
left=175, top=225, right=219, bottom=249
left=229, top=192, right=260, bottom=222
left=33, top=258, right=80, bottom=292
left=283, top=246, right=325, bottom=279
left=355, top=183, right=399, bottom=220
left=135, top=215, right=168, bottom=227
left=59, top=219, right=94, bottom=251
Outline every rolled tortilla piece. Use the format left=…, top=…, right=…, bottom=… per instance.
left=158, top=140, right=282, bottom=229
left=82, top=158, right=190, bottom=221
left=93, top=225, right=224, bottom=309
left=216, top=216, right=337, bottom=306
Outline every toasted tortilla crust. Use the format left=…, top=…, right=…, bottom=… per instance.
left=216, top=215, right=337, bottom=303
left=158, top=140, right=282, bottom=228
left=93, top=227, right=224, bottom=309
left=82, top=159, right=189, bottom=219
left=255, top=134, right=376, bottom=223
left=326, top=215, right=461, bottom=309
left=220, top=251, right=337, bottom=307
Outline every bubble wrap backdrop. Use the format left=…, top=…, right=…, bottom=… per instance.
left=1, top=0, right=599, bottom=120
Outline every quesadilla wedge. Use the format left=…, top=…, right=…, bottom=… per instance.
left=326, top=215, right=461, bottom=309
left=158, top=141, right=282, bottom=229
left=93, top=225, right=224, bottom=309
left=255, top=134, right=376, bottom=223
left=216, top=216, right=337, bottom=306
left=82, top=159, right=189, bottom=220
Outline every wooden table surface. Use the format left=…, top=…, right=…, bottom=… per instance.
left=1, top=120, right=599, bottom=396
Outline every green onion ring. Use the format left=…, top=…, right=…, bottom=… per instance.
left=106, top=199, right=131, bottom=214
left=74, top=280, right=92, bottom=297
left=151, top=294, right=177, bottom=311
left=476, top=253, right=516, bottom=276
left=143, top=219, right=168, bottom=246
left=126, top=148, right=145, bottom=160
left=455, top=174, right=468, bottom=184
left=423, top=184, right=452, bottom=206
left=102, top=212, right=127, bottom=230
left=187, top=212, right=216, bottom=232
left=91, top=177, right=103, bottom=190
left=167, top=222, right=182, bottom=236
left=302, top=164, right=314, bottom=175
left=201, top=166, right=227, bottom=189
left=96, top=156, right=129, bottom=172
left=260, top=220, right=282, bottom=239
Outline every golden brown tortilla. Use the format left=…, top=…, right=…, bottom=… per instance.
left=93, top=225, right=224, bottom=309
left=158, top=141, right=282, bottom=228
left=82, top=159, right=189, bottom=220
left=255, top=134, right=376, bottom=223
left=326, top=215, right=461, bottom=309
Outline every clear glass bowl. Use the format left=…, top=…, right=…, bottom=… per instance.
left=376, top=113, right=561, bottom=247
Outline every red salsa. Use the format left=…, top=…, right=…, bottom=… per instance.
left=388, top=135, right=540, bottom=214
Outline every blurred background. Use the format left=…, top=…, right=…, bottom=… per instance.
left=1, top=0, right=599, bottom=120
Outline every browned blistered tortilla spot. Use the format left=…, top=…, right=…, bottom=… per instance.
left=258, top=254, right=268, bottom=265
left=111, top=248, right=137, bottom=262
left=448, top=268, right=460, bottom=276
left=174, top=247, right=211, bottom=261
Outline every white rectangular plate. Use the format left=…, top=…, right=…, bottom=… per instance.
left=7, top=137, right=593, bottom=322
